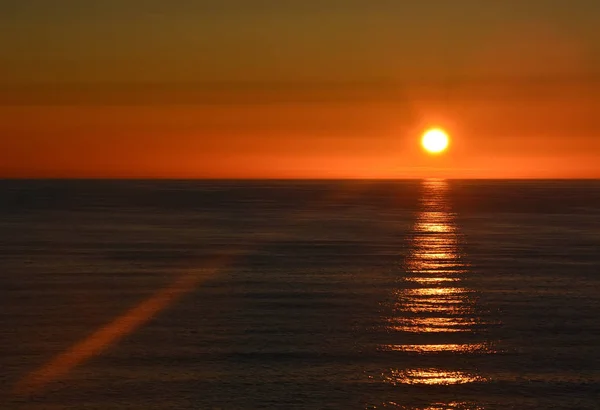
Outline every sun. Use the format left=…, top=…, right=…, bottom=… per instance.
left=421, top=128, right=450, bottom=154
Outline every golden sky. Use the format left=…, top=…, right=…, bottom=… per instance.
left=1, top=1, right=599, bottom=178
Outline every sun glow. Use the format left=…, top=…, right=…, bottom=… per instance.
left=421, top=128, right=450, bottom=154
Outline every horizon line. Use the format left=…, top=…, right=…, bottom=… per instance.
left=2, top=177, right=599, bottom=181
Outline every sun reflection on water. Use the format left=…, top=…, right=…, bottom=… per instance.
left=384, top=179, right=482, bottom=338
left=404, top=276, right=458, bottom=284
left=383, top=368, right=486, bottom=386
left=379, top=179, right=495, bottom=402
left=405, top=287, right=467, bottom=296
left=375, top=401, right=486, bottom=409
left=381, top=343, right=491, bottom=353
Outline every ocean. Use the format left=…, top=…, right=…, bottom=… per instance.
left=0, top=180, right=599, bottom=409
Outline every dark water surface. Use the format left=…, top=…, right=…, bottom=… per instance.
left=1, top=180, right=599, bottom=409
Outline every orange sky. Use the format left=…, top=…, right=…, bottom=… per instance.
left=1, top=1, right=599, bottom=178
left=2, top=80, right=599, bottom=179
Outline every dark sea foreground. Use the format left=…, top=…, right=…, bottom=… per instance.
left=0, top=180, right=599, bottom=409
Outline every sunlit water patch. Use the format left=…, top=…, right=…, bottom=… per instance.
left=382, top=368, right=486, bottom=386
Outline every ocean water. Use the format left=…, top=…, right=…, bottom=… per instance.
left=0, top=180, right=599, bottom=409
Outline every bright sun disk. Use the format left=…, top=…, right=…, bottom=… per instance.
left=421, top=128, right=450, bottom=154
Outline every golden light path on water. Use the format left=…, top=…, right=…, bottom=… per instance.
left=382, top=343, right=492, bottom=354
left=379, top=179, right=495, bottom=402
left=384, top=369, right=485, bottom=386
left=381, top=402, right=486, bottom=410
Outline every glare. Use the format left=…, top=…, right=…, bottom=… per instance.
left=383, top=368, right=485, bottom=386
left=421, top=128, right=450, bottom=154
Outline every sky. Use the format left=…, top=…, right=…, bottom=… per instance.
left=1, top=0, right=600, bottom=178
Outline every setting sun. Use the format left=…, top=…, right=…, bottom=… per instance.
left=421, top=128, right=450, bottom=154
